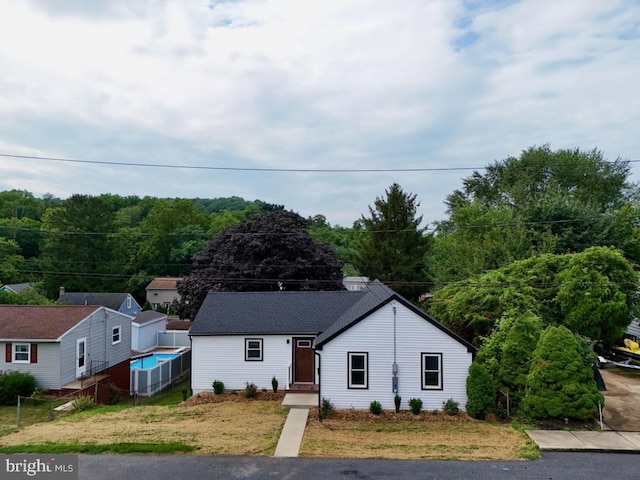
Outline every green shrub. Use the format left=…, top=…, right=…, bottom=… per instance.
left=212, top=380, right=224, bottom=395
left=408, top=398, right=423, bottom=415
left=271, top=376, right=279, bottom=393
left=0, top=371, right=36, bottom=405
left=466, top=362, right=496, bottom=420
left=72, top=395, right=95, bottom=412
left=521, top=325, right=604, bottom=421
left=498, top=313, right=542, bottom=406
left=230, top=390, right=237, bottom=395
left=31, top=386, right=49, bottom=399
left=320, top=397, right=334, bottom=418
left=443, top=398, right=460, bottom=415
left=244, top=382, right=257, bottom=398
left=369, top=400, right=382, bottom=415
left=108, top=384, right=122, bottom=405
left=394, top=394, right=401, bottom=413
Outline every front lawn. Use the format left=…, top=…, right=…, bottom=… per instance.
left=0, top=392, right=537, bottom=459
left=300, top=410, right=538, bottom=460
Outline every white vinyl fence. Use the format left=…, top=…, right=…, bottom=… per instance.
left=130, top=349, right=191, bottom=397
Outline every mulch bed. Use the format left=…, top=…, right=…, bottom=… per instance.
left=179, top=390, right=285, bottom=406
left=308, top=409, right=476, bottom=422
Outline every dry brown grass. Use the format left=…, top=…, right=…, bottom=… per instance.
left=0, top=393, right=535, bottom=460
left=0, top=398, right=288, bottom=456
left=300, top=410, right=536, bottom=460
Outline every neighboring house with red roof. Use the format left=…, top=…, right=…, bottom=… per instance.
left=145, top=277, right=182, bottom=311
left=58, top=288, right=142, bottom=316
left=189, top=281, right=476, bottom=411
left=0, top=305, right=132, bottom=397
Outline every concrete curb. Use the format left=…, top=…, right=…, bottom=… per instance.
left=527, top=430, right=640, bottom=453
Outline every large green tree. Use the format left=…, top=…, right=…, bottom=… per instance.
left=556, top=247, right=638, bottom=345
left=431, top=146, right=640, bottom=282
left=0, top=238, right=25, bottom=284
left=39, top=194, right=122, bottom=296
left=175, top=210, right=344, bottom=320
left=354, top=183, right=431, bottom=301
left=429, top=247, right=638, bottom=345
left=135, top=198, right=210, bottom=277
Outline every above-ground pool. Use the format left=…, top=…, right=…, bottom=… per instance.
left=131, top=353, right=179, bottom=369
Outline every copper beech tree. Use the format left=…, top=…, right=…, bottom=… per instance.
left=174, top=210, right=344, bottom=320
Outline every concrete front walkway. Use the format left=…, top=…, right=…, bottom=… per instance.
left=527, top=430, right=640, bottom=452
left=273, top=393, right=318, bottom=458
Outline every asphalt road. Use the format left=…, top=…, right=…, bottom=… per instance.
left=79, top=452, right=638, bottom=480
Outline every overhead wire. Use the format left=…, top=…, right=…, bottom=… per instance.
left=2, top=152, right=639, bottom=173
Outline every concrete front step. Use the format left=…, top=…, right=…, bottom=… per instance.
left=281, top=393, right=318, bottom=409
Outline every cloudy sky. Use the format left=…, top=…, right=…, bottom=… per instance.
left=0, top=0, right=638, bottom=227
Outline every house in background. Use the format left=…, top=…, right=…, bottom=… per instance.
left=57, top=288, right=142, bottom=316
left=189, top=281, right=475, bottom=411
left=342, top=276, right=369, bottom=291
left=131, top=310, right=168, bottom=353
left=0, top=305, right=132, bottom=400
left=145, top=277, right=182, bottom=312
left=0, top=282, right=35, bottom=294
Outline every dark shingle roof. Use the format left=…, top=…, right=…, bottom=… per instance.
left=132, top=310, right=167, bottom=326
left=190, top=289, right=368, bottom=335
left=0, top=282, right=33, bottom=293
left=58, top=292, right=129, bottom=311
left=0, top=305, right=99, bottom=340
left=189, top=281, right=476, bottom=353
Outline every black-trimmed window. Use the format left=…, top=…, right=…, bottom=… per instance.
left=348, top=352, right=368, bottom=389
left=421, top=353, right=442, bottom=390
left=245, top=338, right=263, bottom=361
left=112, top=326, right=121, bottom=345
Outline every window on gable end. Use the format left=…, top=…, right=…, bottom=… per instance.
left=421, top=353, right=443, bottom=390
left=112, top=326, right=121, bottom=345
left=348, top=352, right=368, bottom=389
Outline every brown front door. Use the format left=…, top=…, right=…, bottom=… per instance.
left=293, top=337, right=314, bottom=383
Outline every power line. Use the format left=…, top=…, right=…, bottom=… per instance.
left=0, top=153, right=479, bottom=173
left=4, top=152, right=639, bottom=173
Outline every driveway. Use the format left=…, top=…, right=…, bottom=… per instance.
left=600, top=367, right=640, bottom=431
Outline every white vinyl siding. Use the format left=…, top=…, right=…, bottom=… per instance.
left=1, top=343, right=61, bottom=390
left=60, top=308, right=132, bottom=386
left=319, top=301, right=472, bottom=411
left=245, top=338, right=263, bottom=361
left=191, top=335, right=306, bottom=393
left=132, top=317, right=167, bottom=353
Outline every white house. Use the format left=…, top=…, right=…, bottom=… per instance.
left=189, top=281, right=475, bottom=411
left=131, top=310, right=168, bottom=353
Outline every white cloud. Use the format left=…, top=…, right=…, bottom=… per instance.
left=0, top=0, right=639, bottom=226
